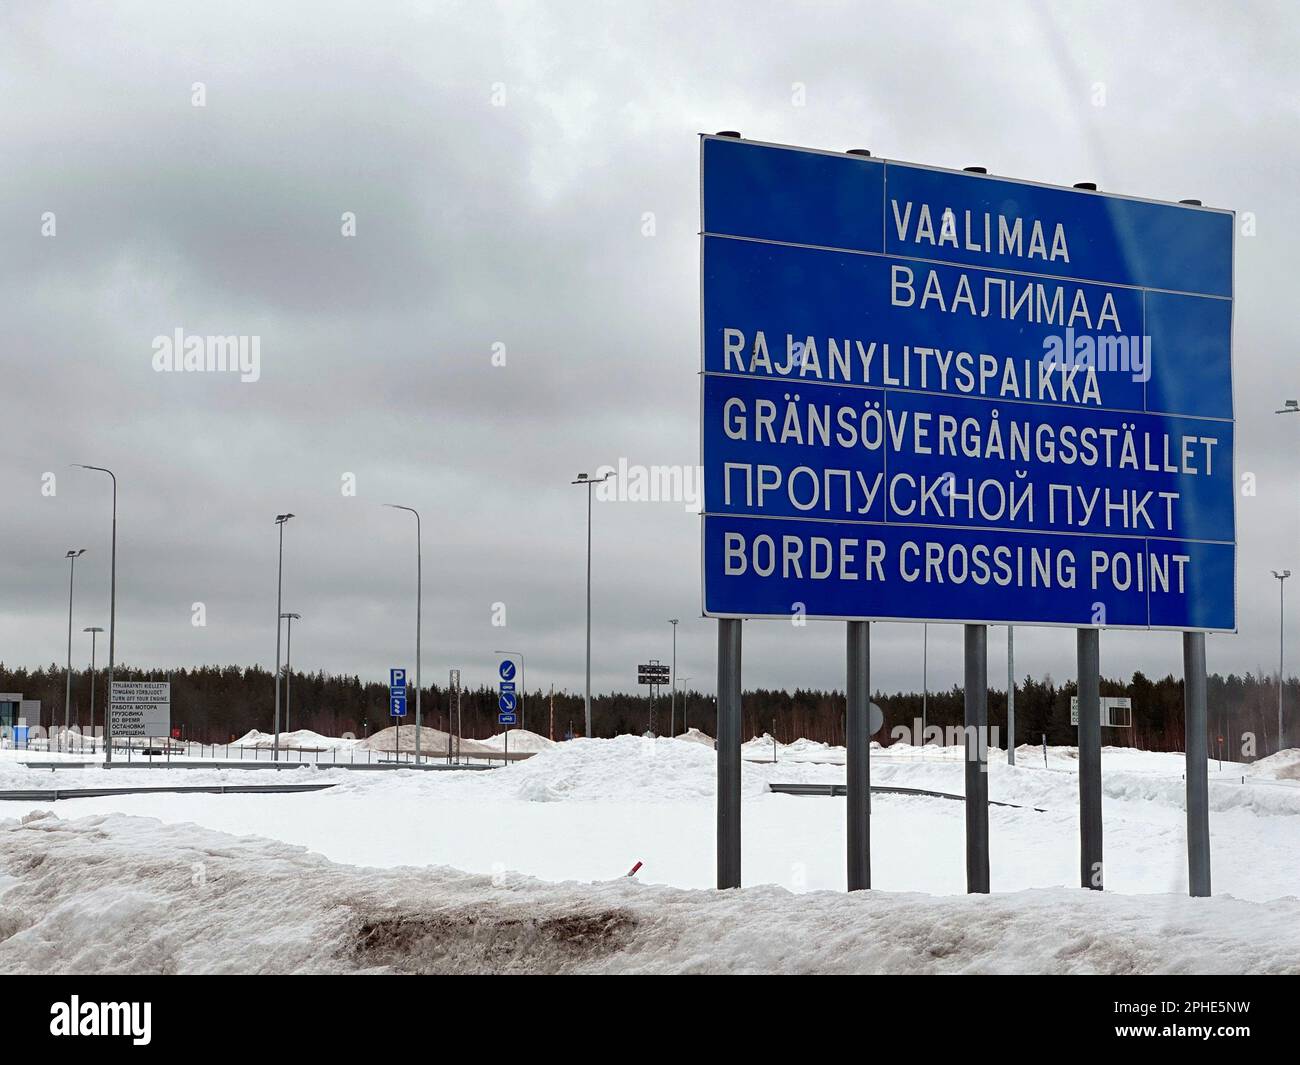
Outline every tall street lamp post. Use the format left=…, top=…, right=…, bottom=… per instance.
left=668, top=619, right=679, bottom=736
left=84, top=626, right=103, bottom=751
left=74, top=465, right=117, bottom=761
left=571, top=471, right=613, bottom=738
left=64, top=549, right=85, bottom=751
left=273, top=513, right=294, bottom=761
left=385, top=505, right=423, bottom=764
left=281, top=612, right=301, bottom=735
left=1274, top=569, right=1291, bottom=752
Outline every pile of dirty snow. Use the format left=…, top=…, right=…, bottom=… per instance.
left=1249, top=749, right=1300, bottom=782
left=2, top=810, right=1298, bottom=974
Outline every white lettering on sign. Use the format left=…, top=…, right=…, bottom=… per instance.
left=890, top=200, right=1070, bottom=263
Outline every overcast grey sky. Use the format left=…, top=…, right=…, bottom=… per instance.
left=2, top=1, right=1297, bottom=700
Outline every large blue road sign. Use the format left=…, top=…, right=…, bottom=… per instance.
left=701, top=136, right=1235, bottom=631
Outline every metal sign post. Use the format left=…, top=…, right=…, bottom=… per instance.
left=1077, top=630, right=1103, bottom=889
left=1007, top=626, right=1015, bottom=765
left=637, top=661, right=670, bottom=736
left=716, top=619, right=742, bottom=889
left=389, top=667, right=407, bottom=761
left=846, top=621, right=870, bottom=890
left=1183, top=632, right=1211, bottom=896
left=448, top=669, right=460, bottom=765
left=963, top=626, right=989, bottom=893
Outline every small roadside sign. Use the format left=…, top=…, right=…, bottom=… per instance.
left=498, top=665, right=517, bottom=725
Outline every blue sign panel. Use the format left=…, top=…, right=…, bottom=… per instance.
left=498, top=667, right=517, bottom=726
left=389, top=667, right=405, bottom=691
left=390, top=694, right=407, bottom=718
left=701, top=136, right=1235, bottom=631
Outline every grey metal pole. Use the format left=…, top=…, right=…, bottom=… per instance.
left=1275, top=571, right=1289, bottom=752
left=386, top=505, right=423, bottom=763
left=1077, top=628, right=1103, bottom=889
left=846, top=621, right=871, bottom=890
left=585, top=480, right=593, bottom=737
left=669, top=619, right=679, bottom=736
left=415, top=512, right=422, bottom=761
left=572, top=471, right=612, bottom=738
left=717, top=618, right=742, bottom=889
left=76, top=466, right=116, bottom=761
left=921, top=622, right=928, bottom=746
left=108, top=480, right=115, bottom=759
left=86, top=627, right=101, bottom=747
left=1007, top=625, right=1015, bottom=765
left=1183, top=631, right=1211, bottom=897
left=964, top=624, right=989, bottom=893
left=64, top=550, right=84, bottom=745
left=285, top=615, right=294, bottom=735
left=273, top=516, right=287, bottom=761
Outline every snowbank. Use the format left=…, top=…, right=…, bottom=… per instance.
left=232, top=729, right=361, bottom=750
left=675, top=728, right=715, bottom=748
left=2, top=810, right=1297, bottom=974
left=477, top=729, right=555, bottom=753
left=1250, top=748, right=1300, bottom=781
left=361, top=725, right=498, bottom=757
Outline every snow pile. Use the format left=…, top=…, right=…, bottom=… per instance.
left=232, top=729, right=361, bottom=750
left=2, top=810, right=1298, bottom=974
left=675, top=728, right=715, bottom=748
left=477, top=729, right=555, bottom=753
left=361, top=725, right=498, bottom=757
left=1249, top=749, right=1300, bottom=782
left=498, top=735, right=742, bottom=803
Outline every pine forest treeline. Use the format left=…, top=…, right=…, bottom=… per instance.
left=1, top=661, right=1291, bottom=757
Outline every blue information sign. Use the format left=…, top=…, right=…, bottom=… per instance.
left=389, top=667, right=407, bottom=718
left=701, top=136, right=1235, bottom=631
left=498, top=669, right=517, bottom=725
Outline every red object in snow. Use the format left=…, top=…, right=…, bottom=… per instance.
left=626, top=861, right=643, bottom=877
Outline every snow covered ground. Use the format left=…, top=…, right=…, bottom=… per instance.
left=1, top=735, right=1298, bottom=972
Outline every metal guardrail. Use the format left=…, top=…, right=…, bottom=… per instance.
left=769, top=782, right=1045, bottom=811
left=0, top=782, right=339, bottom=801
left=17, top=760, right=499, bottom=772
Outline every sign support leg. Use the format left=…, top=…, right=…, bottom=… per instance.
left=717, top=618, right=742, bottom=889
left=1006, top=626, right=1015, bottom=765
left=1077, top=628, right=1103, bottom=889
left=964, top=624, right=989, bottom=893
left=1183, top=631, right=1212, bottom=897
left=846, top=620, right=870, bottom=891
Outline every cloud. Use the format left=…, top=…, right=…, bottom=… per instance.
left=1, top=1, right=1296, bottom=704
